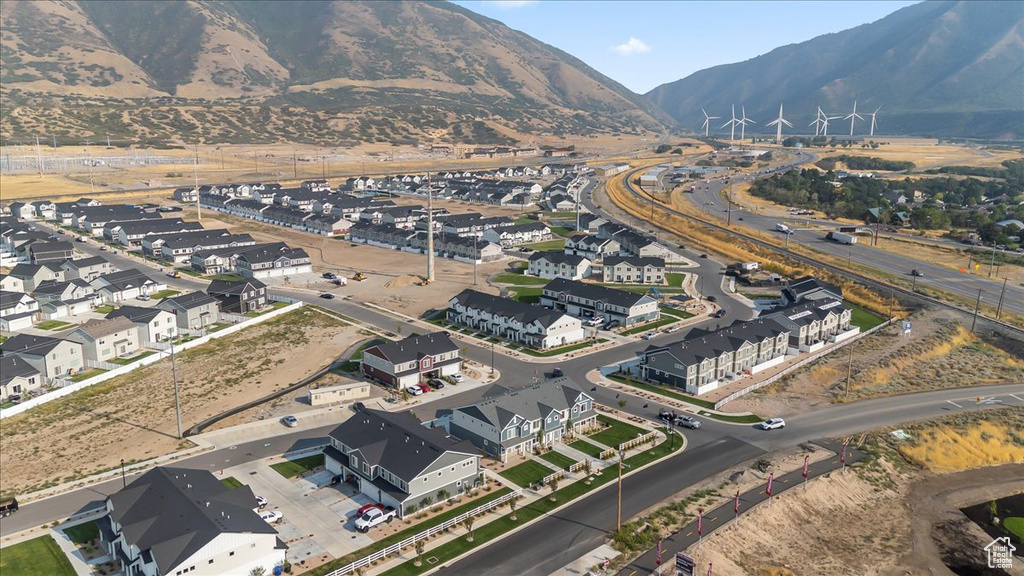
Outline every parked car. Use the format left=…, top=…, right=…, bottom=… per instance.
left=603, top=320, right=621, bottom=330
left=428, top=379, right=445, bottom=389
left=675, top=415, right=701, bottom=430
left=519, top=247, right=532, bottom=252
left=166, top=271, right=180, bottom=278
left=99, top=246, right=107, bottom=251
left=406, top=385, right=423, bottom=396
left=137, top=294, right=150, bottom=301
left=281, top=415, right=298, bottom=427
left=352, top=402, right=365, bottom=412
left=452, top=373, right=465, bottom=383
left=0, top=497, right=18, bottom=517
left=259, top=510, right=283, bottom=524
left=664, top=326, right=680, bottom=334
left=356, top=503, right=384, bottom=517
left=319, top=293, right=335, bottom=299
left=322, top=272, right=337, bottom=279
left=714, top=310, right=726, bottom=318
left=76, top=237, right=87, bottom=243
left=586, top=316, right=605, bottom=326
left=642, top=332, right=658, bottom=340
left=255, top=495, right=268, bottom=509
left=355, top=506, right=397, bottom=532
left=706, top=295, right=717, bottom=303
left=551, top=367, right=564, bottom=378
left=911, top=269, right=924, bottom=277
left=760, top=417, right=786, bottom=430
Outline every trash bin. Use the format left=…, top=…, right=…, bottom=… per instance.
left=273, top=566, right=283, bottom=576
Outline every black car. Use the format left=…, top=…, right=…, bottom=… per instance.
left=714, top=309, right=726, bottom=318
left=322, top=272, right=336, bottom=279
left=319, top=293, right=335, bottom=299
left=706, top=295, right=717, bottom=303
left=699, top=253, right=708, bottom=258
left=429, top=379, right=445, bottom=389
left=551, top=368, right=564, bottom=378
left=352, top=402, right=365, bottom=412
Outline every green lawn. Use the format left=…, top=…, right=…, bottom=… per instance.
left=305, top=488, right=511, bottom=576
left=93, top=305, right=115, bottom=314
left=379, top=431, right=684, bottom=576
left=207, top=322, right=233, bottom=333
left=568, top=439, right=606, bottom=458
left=509, top=287, right=543, bottom=303
left=588, top=415, right=647, bottom=448
left=1003, top=516, right=1024, bottom=540
left=540, top=451, right=578, bottom=470
left=619, top=316, right=680, bottom=336
left=493, top=273, right=549, bottom=286
left=514, top=216, right=537, bottom=225
left=270, top=454, right=324, bottom=479
left=848, top=302, right=887, bottom=330
left=63, top=521, right=99, bottom=544
left=518, top=339, right=600, bottom=357
left=0, top=535, right=76, bottom=576
left=549, top=226, right=577, bottom=238
left=109, top=350, right=156, bottom=365
left=148, top=289, right=180, bottom=300
left=209, top=273, right=244, bottom=282
left=523, top=238, right=566, bottom=251
left=0, top=335, right=6, bottom=343
left=665, top=272, right=686, bottom=287
left=244, top=301, right=290, bottom=317
left=697, top=410, right=764, bottom=424
left=606, top=374, right=715, bottom=409
left=70, top=368, right=107, bottom=382
left=220, top=476, right=243, bottom=489
left=36, top=320, right=74, bottom=331
left=498, top=460, right=554, bottom=487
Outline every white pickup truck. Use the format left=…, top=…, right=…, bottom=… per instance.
left=354, top=506, right=397, bottom=532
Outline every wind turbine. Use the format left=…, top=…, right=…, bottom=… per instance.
left=738, top=106, right=755, bottom=141
left=765, top=103, right=793, bottom=143
left=721, top=104, right=739, bottom=141
left=821, top=110, right=841, bottom=137
left=700, top=108, right=720, bottom=138
left=845, top=100, right=864, bottom=136
left=809, top=107, right=825, bottom=137
left=867, top=105, right=882, bottom=137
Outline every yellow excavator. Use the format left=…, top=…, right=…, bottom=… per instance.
left=353, top=272, right=367, bottom=281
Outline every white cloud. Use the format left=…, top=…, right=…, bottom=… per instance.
left=612, top=37, right=652, bottom=56
left=484, top=0, right=539, bottom=8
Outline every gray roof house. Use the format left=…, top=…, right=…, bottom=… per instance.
left=449, top=378, right=597, bottom=462
left=447, top=289, right=585, bottom=350
left=27, top=240, right=75, bottom=264
left=97, top=467, right=286, bottom=576
left=0, top=290, right=40, bottom=331
left=0, top=333, right=84, bottom=381
left=0, top=355, right=43, bottom=401
left=323, top=409, right=482, bottom=517
left=66, top=317, right=141, bottom=362
left=59, top=255, right=114, bottom=282
left=779, top=276, right=843, bottom=306
left=8, top=263, right=63, bottom=292
left=158, top=292, right=221, bottom=330
left=90, top=268, right=166, bottom=304
left=207, top=278, right=267, bottom=313
left=540, top=278, right=659, bottom=327
left=106, top=305, right=178, bottom=343
left=602, top=256, right=666, bottom=284
left=527, top=251, right=592, bottom=280
left=361, top=332, right=461, bottom=390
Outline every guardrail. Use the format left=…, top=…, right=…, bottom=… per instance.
left=541, top=470, right=565, bottom=486
left=713, top=320, right=892, bottom=410
left=322, top=489, right=522, bottom=576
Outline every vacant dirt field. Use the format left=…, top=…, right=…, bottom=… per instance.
left=728, top=310, right=1024, bottom=417
left=685, top=409, right=1024, bottom=576
left=0, top=308, right=359, bottom=497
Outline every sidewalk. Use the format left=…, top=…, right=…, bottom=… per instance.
left=585, top=370, right=759, bottom=424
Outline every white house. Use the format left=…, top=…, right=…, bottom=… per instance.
left=448, top=289, right=585, bottom=350
left=527, top=252, right=592, bottom=280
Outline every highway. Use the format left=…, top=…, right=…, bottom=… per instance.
left=683, top=156, right=1024, bottom=316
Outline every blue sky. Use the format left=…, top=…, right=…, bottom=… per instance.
left=453, top=1, right=920, bottom=94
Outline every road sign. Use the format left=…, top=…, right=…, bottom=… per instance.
left=676, top=552, right=696, bottom=575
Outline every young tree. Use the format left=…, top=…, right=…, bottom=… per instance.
left=548, top=476, right=559, bottom=501
left=508, top=496, right=518, bottom=521
left=414, top=540, right=425, bottom=567
left=463, top=516, right=475, bottom=541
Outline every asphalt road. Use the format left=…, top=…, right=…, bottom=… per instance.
left=685, top=159, right=1024, bottom=316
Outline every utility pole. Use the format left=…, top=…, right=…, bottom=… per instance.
left=52, top=134, right=57, bottom=149
left=995, top=278, right=1008, bottom=319
left=473, top=234, right=478, bottom=285
left=845, top=343, right=854, bottom=401
left=426, top=174, right=435, bottom=283
left=988, top=245, right=997, bottom=278
left=85, top=149, right=95, bottom=192
left=616, top=447, right=625, bottom=531
left=847, top=250, right=852, bottom=269
left=888, top=288, right=895, bottom=320
left=171, top=340, right=183, bottom=439
left=293, top=150, right=297, bottom=180
left=193, top=148, right=201, bottom=223
left=970, top=289, right=983, bottom=333
left=911, top=271, right=917, bottom=292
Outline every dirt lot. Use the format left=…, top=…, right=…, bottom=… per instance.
left=682, top=409, right=1024, bottom=576
left=727, top=309, right=1024, bottom=417
left=0, top=308, right=360, bottom=497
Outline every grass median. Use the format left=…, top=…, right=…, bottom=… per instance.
left=270, top=454, right=324, bottom=479
left=0, top=536, right=76, bottom=576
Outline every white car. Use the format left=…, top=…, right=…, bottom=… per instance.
left=255, top=495, right=268, bottom=509
left=586, top=316, right=605, bottom=326
left=641, top=333, right=658, bottom=340
left=406, top=385, right=423, bottom=396
left=451, top=374, right=465, bottom=383
left=760, top=417, right=786, bottom=430
left=259, top=510, right=283, bottom=524
left=281, top=415, right=298, bottom=427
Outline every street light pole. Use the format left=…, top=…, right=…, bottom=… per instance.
left=490, top=342, right=494, bottom=375
left=970, top=289, right=983, bottom=333
left=171, top=340, right=183, bottom=439
left=120, top=458, right=126, bottom=488
left=616, top=447, right=625, bottom=531
left=996, top=277, right=1008, bottom=319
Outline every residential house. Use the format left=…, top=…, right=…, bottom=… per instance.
left=0, top=291, right=40, bottom=331
left=106, top=306, right=178, bottom=343
left=361, top=332, right=461, bottom=390
left=304, top=213, right=353, bottom=236
left=158, top=292, right=221, bottom=330
left=31, top=279, right=98, bottom=320
left=59, top=256, right=114, bottom=282
left=0, top=334, right=85, bottom=380
left=97, top=466, right=287, bottom=576
left=0, top=275, right=24, bottom=292
left=207, top=278, right=267, bottom=313
left=762, top=298, right=855, bottom=352
left=565, top=235, right=620, bottom=261
left=323, top=409, right=481, bottom=516
left=28, top=241, right=74, bottom=264
left=779, top=276, right=843, bottom=306
left=480, top=222, right=552, bottom=246
left=90, top=268, right=165, bottom=304
left=1, top=355, right=43, bottom=401
left=602, top=256, right=666, bottom=284
left=112, top=218, right=204, bottom=247
left=448, top=289, right=585, bottom=349
left=72, top=206, right=153, bottom=235
left=234, top=243, right=311, bottom=279
left=66, top=317, right=141, bottom=362
left=883, top=190, right=908, bottom=205
left=527, top=252, right=592, bottom=280
left=639, top=318, right=792, bottom=395
left=449, top=378, right=596, bottom=462
left=157, top=232, right=257, bottom=264
left=540, top=278, right=659, bottom=327
left=413, top=234, right=504, bottom=263
left=173, top=187, right=198, bottom=202
left=7, top=263, right=62, bottom=292
left=9, top=202, right=37, bottom=220
left=547, top=194, right=577, bottom=212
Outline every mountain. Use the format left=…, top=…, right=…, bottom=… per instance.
left=647, top=1, right=1023, bottom=140
left=0, top=0, right=668, bottom=145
